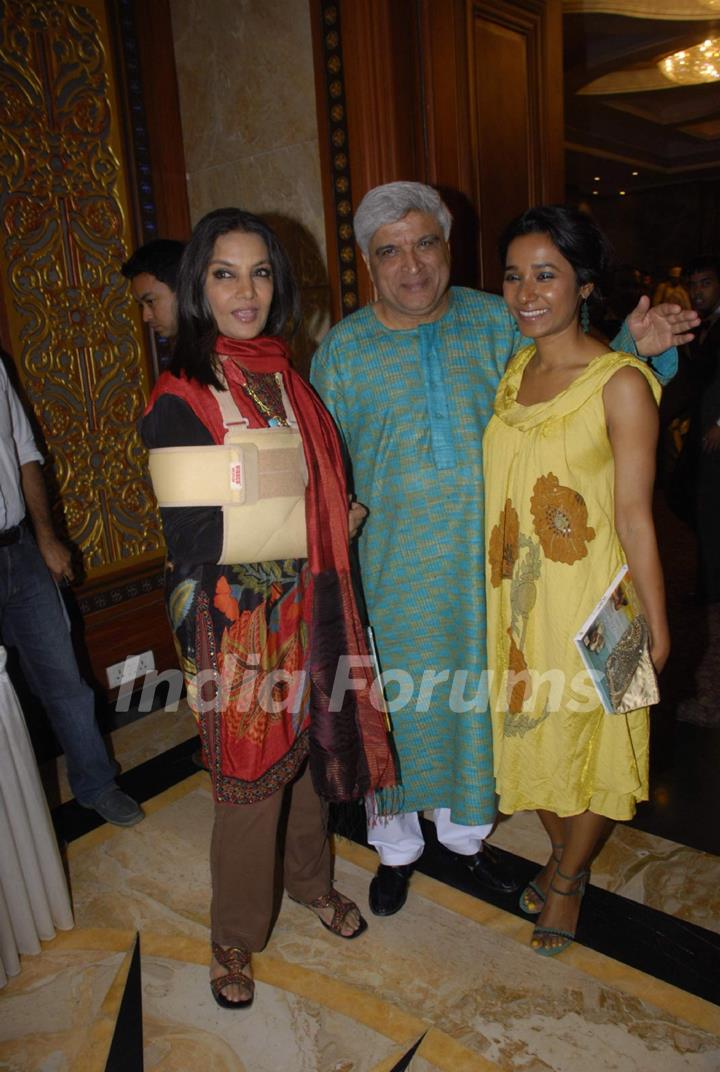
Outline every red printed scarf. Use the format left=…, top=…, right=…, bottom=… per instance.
left=146, top=335, right=398, bottom=805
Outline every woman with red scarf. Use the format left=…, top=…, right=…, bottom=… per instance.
left=141, top=208, right=396, bottom=1009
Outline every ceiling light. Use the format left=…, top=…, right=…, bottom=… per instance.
left=659, top=38, right=720, bottom=86
left=619, top=190, right=626, bottom=196
left=594, top=176, right=600, bottom=181
left=631, top=171, right=639, bottom=176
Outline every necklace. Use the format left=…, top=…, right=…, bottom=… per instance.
left=240, top=369, right=289, bottom=427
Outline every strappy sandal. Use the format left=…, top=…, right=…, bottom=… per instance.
left=518, top=842, right=564, bottom=916
left=210, top=942, right=254, bottom=1009
left=292, top=888, right=368, bottom=939
left=531, top=867, right=589, bottom=957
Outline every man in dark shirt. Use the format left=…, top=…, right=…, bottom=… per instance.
left=121, top=239, right=185, bottom=341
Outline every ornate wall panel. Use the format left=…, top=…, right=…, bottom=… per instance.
left=0, top=0, right=164, bottom=578
left=312, top=2, right=361, bottom=321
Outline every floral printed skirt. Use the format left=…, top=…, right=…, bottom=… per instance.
left=166, top=557, right=313, bottom=805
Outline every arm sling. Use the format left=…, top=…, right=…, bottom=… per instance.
left=148, top=372, right=308, bottom=564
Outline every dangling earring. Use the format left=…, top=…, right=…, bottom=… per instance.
left=580, top=298, right=590, bottom=334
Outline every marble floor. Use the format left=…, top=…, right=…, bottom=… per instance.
left=1, top=700, right=719, bottom=1071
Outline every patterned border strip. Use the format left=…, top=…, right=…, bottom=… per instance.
left=318, top=3, right=359, bottom=316
left=78, top=570, right=164, bottom=615
left=115, top=0, right=158, bottom=241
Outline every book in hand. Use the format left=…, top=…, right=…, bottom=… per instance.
left=574, top=565, right=659, bottom=714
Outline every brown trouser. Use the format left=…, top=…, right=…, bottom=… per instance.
left=210, top=759, right=332, bottom=951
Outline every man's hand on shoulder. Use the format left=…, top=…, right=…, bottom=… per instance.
left=627, top=295, right=700, bottom=355
left=348, top=500, right=368, bottom=540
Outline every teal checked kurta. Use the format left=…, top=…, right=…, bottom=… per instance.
left=311, top=288, right=513, bottom=824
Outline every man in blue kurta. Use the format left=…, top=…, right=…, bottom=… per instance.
left=311, top=182, right=694, bottom=916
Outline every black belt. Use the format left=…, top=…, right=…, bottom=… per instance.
left=0, top=524, right=21, bottom=547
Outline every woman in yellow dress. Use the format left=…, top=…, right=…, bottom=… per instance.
left=483, top=205, right=670, bottom=956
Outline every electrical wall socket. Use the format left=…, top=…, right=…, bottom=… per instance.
left=106, top=649, right=155, bottom=689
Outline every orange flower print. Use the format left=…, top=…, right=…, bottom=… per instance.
left=488, top=499, right=520, bottom=587
left=507, top=630, right=531, bottom=713
left=214, top=575, right=239, bottom=622
left=530, top=473, right=595, bottom=565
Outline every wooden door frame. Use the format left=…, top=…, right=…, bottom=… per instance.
left=311, top=0, right=564, bottom=312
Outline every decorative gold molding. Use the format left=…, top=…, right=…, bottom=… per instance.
left=0, top=0, right=164, bottom=577
left=316, top=3, right=359, bottom=317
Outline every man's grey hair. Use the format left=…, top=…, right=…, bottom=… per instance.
left=353, top=181, right=453, bottom=256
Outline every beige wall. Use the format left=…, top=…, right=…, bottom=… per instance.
left=169, top=0, right=329, bottom=375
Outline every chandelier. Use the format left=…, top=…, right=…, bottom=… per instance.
left=659, top=37, right=720, bottom=85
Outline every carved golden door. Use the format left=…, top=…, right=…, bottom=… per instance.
left=0, top=0, right=189, bottom=688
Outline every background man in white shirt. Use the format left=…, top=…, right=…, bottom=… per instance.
left=0, top=358, right=144, bottom=826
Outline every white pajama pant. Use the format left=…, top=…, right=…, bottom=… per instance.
left=367, top=807, right=494, bottom=866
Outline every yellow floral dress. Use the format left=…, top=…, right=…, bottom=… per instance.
left=483, top=347, right=661, bottom=821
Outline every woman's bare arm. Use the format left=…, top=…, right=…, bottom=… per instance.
left=604, top=367, right=670, bottom=672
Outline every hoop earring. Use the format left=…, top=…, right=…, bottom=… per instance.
left=580, top=299, right=590, bottom=334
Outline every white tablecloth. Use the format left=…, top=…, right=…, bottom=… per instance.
left=0, top=646, right=74, bottom=986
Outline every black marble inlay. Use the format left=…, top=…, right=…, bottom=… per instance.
left=329, top=805, right=720, bottom=1007
left=390, top=1033, right=427, bottom=1071
left=52, top=744, right=720, bottom=1008
left=105, top=933, right=143, bottom=1072
left=52, top=736, right=199, bottom=846
left=414, top=818, right=720, bottom=1007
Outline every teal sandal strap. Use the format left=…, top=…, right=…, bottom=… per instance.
left=533, top=925, right=575, bottom=941
left=531, top=923, right=577, bottom=956
left=550, top=867, right=588, bottom=896
left=554, top=866, right=588, bottom=882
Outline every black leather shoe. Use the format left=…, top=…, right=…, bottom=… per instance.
left=369, top=864, right=414, bottom=916
left=458, top=843, right=521, bottom=894
left=82, top=787, right=144, bottom=827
